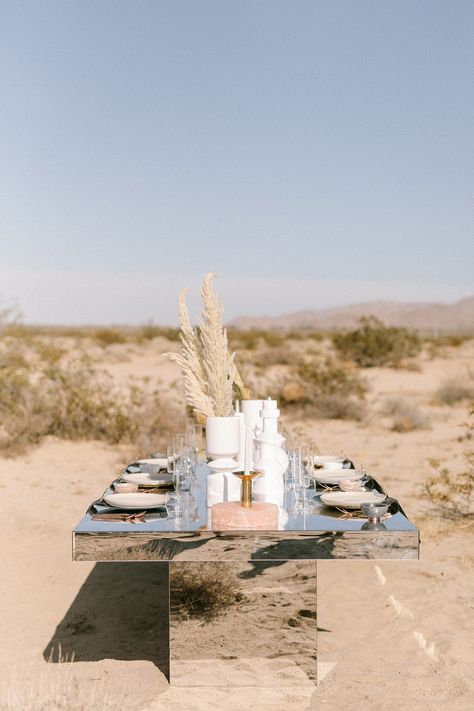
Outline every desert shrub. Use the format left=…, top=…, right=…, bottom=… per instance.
left=332, top=316, right=420, bottom=367
left=297, top=357, right=367, bottom=399
left=383, top=397, right=430, bottom=432
left=170, top=563, right=243, bottom=622
left=423, top=407, right=474, bottom=518
left=424, top=333, right=473, bottom=348
left=278, top=356, right=367, bottom=420
left=33, top=339, right=66, bottom=366
left=138, top=322, right=180, bottom=341
left=0, top=343, right=184, bottom=454
left=286, top=329, right=325, bottom=342
left=227, top=329, right=262, bottom=351
left=260, top=330, right=285, bottom=347
left=93, top=328, right=128, bottom=346
left=251, top=345, right=294, bottom=369
left=435, top=376, right=474, bottom=405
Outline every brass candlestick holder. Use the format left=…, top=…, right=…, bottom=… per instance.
left=233, top=471, right=260, bottom=508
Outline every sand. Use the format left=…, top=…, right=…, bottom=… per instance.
left=0, top=339, right=473, bottom=710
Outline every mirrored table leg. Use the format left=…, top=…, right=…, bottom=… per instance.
left=169, top=560, right=317, bottom=686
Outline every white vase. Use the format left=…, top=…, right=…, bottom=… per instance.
left=205, top=416, right=241, bottom=459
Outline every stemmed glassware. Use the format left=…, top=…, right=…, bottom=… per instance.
left=185, top=422, right=203, bottom=461
left=166, top=434, right=194, bottom=519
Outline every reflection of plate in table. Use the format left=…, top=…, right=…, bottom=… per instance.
left=103, top=492, right=170, bottom=509
left=312, top=469, right=365, bottom=485
left=122, top=472, right=173, bottom=487
left=320, top=491, right=386, bottom=510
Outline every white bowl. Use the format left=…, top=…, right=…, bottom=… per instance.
left=113, top=482, right=138, bottom=493
left=338, top=479, right=364, bottom=492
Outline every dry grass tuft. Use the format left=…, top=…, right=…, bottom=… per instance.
left=0, top=647, right=126, bottom=711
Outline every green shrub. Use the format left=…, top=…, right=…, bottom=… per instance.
left=332, top=316, right=420, bottom=367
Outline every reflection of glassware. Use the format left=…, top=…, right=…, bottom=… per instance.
left=166, top=445, right=175, bottom=474
left=360, top=502, right=389, bottom=530
left=186, top=423, right=203, bottom=457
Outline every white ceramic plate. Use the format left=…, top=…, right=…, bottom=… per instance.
left=320, top=491, right=386, bottom=510
left=313, top=456, right=346, bottom=470
left=103, top=492, right=170, bottom=509
left=122, top=472, right=173, bottom=487
left=312, top=469, right=365, bottom=485
left=135, top=458, right=167, bottom=469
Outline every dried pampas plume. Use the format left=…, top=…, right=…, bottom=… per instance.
left=165, top=273, right=247, bottom=418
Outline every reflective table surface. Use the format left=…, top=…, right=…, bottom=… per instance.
left=73, top=463, right=419, bottom=561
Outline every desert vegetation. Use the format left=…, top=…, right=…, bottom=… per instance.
left=423, top=406, right=474, bottom=518
left=0, top=332, right=183, bottom=455
left=170, top=563, right=243, bottom=621
left=1, top=310, right=473, bottom=454
left=332, top=316, right=421, bottom=367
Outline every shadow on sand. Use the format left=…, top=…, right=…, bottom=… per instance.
left=43, top=563, right=170, bottom=679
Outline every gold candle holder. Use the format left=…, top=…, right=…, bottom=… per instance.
left=233, top=471, right=260, bottom=508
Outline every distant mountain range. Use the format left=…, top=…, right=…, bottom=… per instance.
left=231, top=296, right=474, bottom=332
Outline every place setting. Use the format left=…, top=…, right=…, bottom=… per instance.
left=88, top=429, right=201, bottom=523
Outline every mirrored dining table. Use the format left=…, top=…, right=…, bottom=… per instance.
left=72, top=462, right=419, bottom=686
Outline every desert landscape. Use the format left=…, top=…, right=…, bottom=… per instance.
left=0, top=314, right=473, bottom=710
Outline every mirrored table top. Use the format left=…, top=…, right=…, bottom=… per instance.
left=73, top=463, right=419, bottom=561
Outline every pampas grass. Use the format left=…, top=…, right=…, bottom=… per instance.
left=167, top=273, right=247, bottom=418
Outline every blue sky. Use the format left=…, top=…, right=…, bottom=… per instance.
left=1, top=1, right=472, bottom=324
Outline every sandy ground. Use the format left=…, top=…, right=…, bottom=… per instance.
left=0, top=340, right=473, bottom=710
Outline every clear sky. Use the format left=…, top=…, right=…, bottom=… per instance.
left=1, top=1, right=473, bottom=324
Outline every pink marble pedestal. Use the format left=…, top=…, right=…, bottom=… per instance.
left=211, top=501, right=279, bottom=530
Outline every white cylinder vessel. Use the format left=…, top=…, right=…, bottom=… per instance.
left=205, top=416, right=241, bottom=459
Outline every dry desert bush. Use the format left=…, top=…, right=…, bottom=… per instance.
left=332, top=316, right=421, bottom=367
left=0, top=335, right=183, bottom=455
left=382, top=397, right=430, bottom=432
left=170, top=563, right=243, bottom=622
left=435, top=374, right=474, bottom=405
left=277, top=355, right=367, bottom=421
left=423, top=406, right=474, bottom=518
